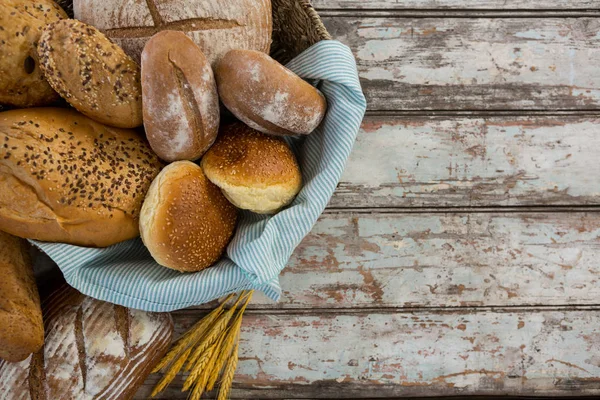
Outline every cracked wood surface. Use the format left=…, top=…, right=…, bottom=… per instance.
left=138, top=309, right=600, bottom=398
left=313, top=0, right=600, bottom=10
left=330, top=115, right=600, bottom=208
left=322, top=17, right=600, bottom=110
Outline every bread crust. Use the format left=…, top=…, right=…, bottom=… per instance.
left=0, top=0, right=67, bottom=107
left=141, top=30, right=219, bottom=162
left=0, top=108, right=163, bottom=247
left=38, top=19, right=143, bottom=128
left=201, top=123, right=302, bottom=214
left=215, top=50, right=327, bottom=136
left=140, top=161, right=237, bottom=272
left=0, top=231, right=44, bottom=362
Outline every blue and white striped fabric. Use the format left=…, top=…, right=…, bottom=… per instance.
left=31, top=40, right=367, bottom=312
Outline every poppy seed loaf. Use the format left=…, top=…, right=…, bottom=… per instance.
left=0, top=108, right=163, bottom=247
left=38, top=19, right=143, bottom=128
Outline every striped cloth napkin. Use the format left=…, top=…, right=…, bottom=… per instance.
left=32, top=40, right=367, bottom=312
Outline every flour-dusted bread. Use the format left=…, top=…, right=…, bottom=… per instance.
left=0, top=0, right=67, bottom=107
left=140, top=161, right=237, bottom=272
left=141, top=31, right=219, bottom=162
left=38, top=19, right=143, bottom=128
left=201, top=123, right=302, bottom=214
left=0, top=285, right=173, bottom=400
left=0, top=108, right=163, bottom=247
left=73, top=0, right=272, bottom=67
left=0, top=231, right=44, bottom=362
left=215, top=50, right=327, bottom=136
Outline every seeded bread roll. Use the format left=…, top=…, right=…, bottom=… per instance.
left=141, top=31, right=220, bottom=162
left=0, top=0, right=67, bottom=107
left=140, top=161, right=237, bottom=272
left=0, top=108, right=163, bottom=247
left=215, top=50, right=327, bottom=136
left=0, top=231, right=44, bottom=362
left=38, top=19, right=143, bottom=128
left=201, top=123, right=302, bottom=214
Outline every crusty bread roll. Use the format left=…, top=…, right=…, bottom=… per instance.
left=0, top=108, right=163, bottom=247
left=141, top=31, right=219, bottom=162
left=201, top=123, right=302, bottom=214
left=73, top=0, right=272, bottom=67
left=0, top=0, right=67, bottom=107
left=215, top=50, right=327, bottom=136
left=38, top=19, right=143, bottom=128
left=0, top=285, right=173, bottom=399
left=140, top=161, right=237, bottom=272
left=0, top=231, right=44, bottom=362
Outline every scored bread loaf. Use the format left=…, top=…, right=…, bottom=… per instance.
left=0, top=285, right=173, bottom=399
left=0, top=107, right=163, bottom=247
left=73, top=0, right=272, bottom=66
left=141, top=30, right=220, bottom=162
left=38, top=19, right=143, bottom=128
left=0, top=231, right=44, bottom=362
left=0, top=0, right=67, bottom=107
left=215, top=50, right=327, bottom=136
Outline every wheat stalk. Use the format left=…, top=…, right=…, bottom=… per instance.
left=218, top=342, right=239, bottom=400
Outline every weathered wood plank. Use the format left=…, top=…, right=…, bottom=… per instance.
left=323, top=17, right=600, bottom=110
left=138, top=309, right=600, bottom=398
left=314, top=0, right=600, bottom=10
left=330, top=115, right=600, bottom=208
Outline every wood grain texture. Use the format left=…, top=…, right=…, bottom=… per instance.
left=331, top=115, right=600, bottom=208
left=138, top=308, right=600, bottom=398
left=313, top=0, right=600, bottom=10
left=323, top=17, right=600, bottom=110
left=229, top=211, right=600, bottom=308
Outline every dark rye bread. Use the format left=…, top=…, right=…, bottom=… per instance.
left=0, top=0, right=67, bottom=107
left=0, top=285, right=173, bottom=399
left=0, top=231, right=44, bottom=362
left=0, top=107, right=163, bottom=247
left=38, top=19, right=143, bottom=128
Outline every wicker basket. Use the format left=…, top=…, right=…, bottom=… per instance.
left=56, top=0, right=331, bottom=64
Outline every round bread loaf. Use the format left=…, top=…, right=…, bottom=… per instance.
left=73, top=0, right=272, bottom=67
left=215, top=50, right=327, bottom=136
left=140, top=161, right=237, bottom=272
left=141, top=31, right=219, bottom=162
left=201, top=123, right=302, bottom=214
left=38, top=19, right=143, bottom=128
left=0, top=108, right=163, bottom=247
left=0, top=0, right=67, bottom=107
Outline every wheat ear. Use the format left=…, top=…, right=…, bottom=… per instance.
left=217, top=341, right=239, bottom=400
left=183, top=343, right=215, bottom=391
left=151, top=347, right=193, bottom=397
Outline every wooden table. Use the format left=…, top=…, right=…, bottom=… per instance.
left=139, top=0, right=600, bottom=397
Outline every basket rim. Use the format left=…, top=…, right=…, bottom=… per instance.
left=297, top=0, right=332, bottom=41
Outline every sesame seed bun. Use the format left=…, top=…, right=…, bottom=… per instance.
left=0, top=107, right=163, bottom=247
left=201, top=123, right=302, bottom=214
left=139, top=161, right=237, bottom=272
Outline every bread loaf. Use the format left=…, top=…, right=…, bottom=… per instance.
left=73, top=0, right=272, bottom=67
left=141, top=31, right=219, bottom=162
left=0, top=231, right=44, bottom=362
left=201, top=123, right=302, bottom=214
left=140, top=161, right=237, bottom=272
left=38, top=19, right=143, bottom=128
left=0, top=285, right=173, bottom=399
left=215, top=50, right=327, bottom=136
left=0, top=108, right=163, bottom=247
left=0, top=0, right=67, bottom=107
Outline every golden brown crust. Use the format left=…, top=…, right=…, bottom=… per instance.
left=140, top=161, right=237, bottom=272
left=38, top=19, right=143, bottom=128
left=0, top=107, right=163, bottom=247
left=201, top=123, right=302, bottom=214
left=215, top=50, right=327, bottom=136
left=0, top=231, right=44, bottom=362
left=0, top=0, right=67, bottom=107
left=201, top=123, right=301, bottom=188
left=141, top=30, right=220, bottom=162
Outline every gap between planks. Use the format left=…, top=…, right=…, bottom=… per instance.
left=317, top=9, right=600, bottom=18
